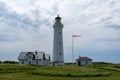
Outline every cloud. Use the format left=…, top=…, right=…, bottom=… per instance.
left=0, top=1, right=54, bottom=42
left=0, top=1, right=55, bottom=28
left=0, top=0, right=120, bottom=63
left=106, top=24, right=120, bottom=30
left=96, top=38, right=120, bottom=42
left=0, top=34, right=21, bottom=42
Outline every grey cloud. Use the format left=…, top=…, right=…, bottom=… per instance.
left=0, top=1, right=59, bottom=42
left=106, top=24, right=120, bottom=30
left=98, top=16, right=112, bottom=24
left=0, top=1, right=52, bottom=30
left=0, top=2, right=9, bottom=16
left=0, top=34, right=21, bottom=42
left=95, top=38, right=120, bottom=42
left=0, top=2, right=31, bottom=27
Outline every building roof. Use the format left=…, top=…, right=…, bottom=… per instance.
left=18, top=52, right=27, bottom=60
left=34, top=52, right=45, bottom=60
left=76, top=56, right=92, bottom=61
left=45, top=54, right=50, bottom=60
left=18, top=51, right=50, bottom=60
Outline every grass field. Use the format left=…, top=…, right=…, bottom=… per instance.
left=0, top=63, right=120, bottom=80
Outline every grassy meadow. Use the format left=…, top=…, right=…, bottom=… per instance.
left=0, top=63, right=120, bottom=80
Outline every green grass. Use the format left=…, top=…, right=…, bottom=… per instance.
left=0, top=63, right=120, bottom=80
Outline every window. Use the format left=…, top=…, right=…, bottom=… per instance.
left=60, top=52, right=62, bottom=56
left=22, top=61, right=24, bottom=64
left=59, top=32, right=61, bottom=35
left=85, top=61, right=88, bottom=64
left=29, top=61, right=31, bottom=64
left=59, top=42, right=61, bottom=45
left=29, top=56, right=31, bottom=59
left=36, top=61, right=38, bottom=64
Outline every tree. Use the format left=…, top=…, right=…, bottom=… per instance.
left=0, top=61, right=2, bottom=63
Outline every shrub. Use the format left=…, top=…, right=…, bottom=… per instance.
left=67, top=73, right=73, bottom=77
left=113, top=65, right=120, bottom=68
left=0, top=61, right=1, bottom=63
left=3, top=61, right=18, bottom=64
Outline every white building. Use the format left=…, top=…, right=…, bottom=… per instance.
left=18, top=51, right=52, bottom=66
left=53, top=15, right=64, bottom=66
left=76, top=56, right=92, bottom=66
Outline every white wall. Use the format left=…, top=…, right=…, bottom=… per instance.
left=76, top=61, right=92, bottom=66
left=53, top=19, right=64, bottom=66
left=19, top=59, right=52, bottom=66
left=81, top=61, right=92, bottom=65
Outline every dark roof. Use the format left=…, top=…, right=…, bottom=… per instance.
left=18, top=51, right=50, bottom=60
left=55, top=15, right=61, bottom=20
left=18, top=52, right=27, bottom=59
left=76, top=57, right=92, bottom=61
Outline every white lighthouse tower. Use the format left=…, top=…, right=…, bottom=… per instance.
left=53, top=15, right=64, bottom=66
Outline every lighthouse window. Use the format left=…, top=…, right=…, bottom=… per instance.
left=59, top=32, right=61, bottom=35
left=59, top=42, right=61, bottom=45
left=60, top=52, right=62, bottom=56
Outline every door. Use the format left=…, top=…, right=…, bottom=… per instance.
left=29, top=61, right=31, bottom=64
left=78, top=61, right=81, bottom=66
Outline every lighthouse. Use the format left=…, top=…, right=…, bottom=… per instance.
left=53, top=15, right=64, bottom=66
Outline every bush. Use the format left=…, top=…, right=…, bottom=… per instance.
left=3, top=61, right=18, bottom=64
left=113, top=65, right=120, bottom=68
left=67, top=73, right=73, bottom=77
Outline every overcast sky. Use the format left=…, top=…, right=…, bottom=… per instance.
left=0, top=0, right=120, bottom=63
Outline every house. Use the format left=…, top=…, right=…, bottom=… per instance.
left=18, top=51, right=52, bottom=66
left=76, top=56, right=92, bottom=66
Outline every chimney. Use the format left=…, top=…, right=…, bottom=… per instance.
left=35, top=50, right=37, bottom=55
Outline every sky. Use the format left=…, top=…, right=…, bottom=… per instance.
left=0, top=0, right=120, bottom=63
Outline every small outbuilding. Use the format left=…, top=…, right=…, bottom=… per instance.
left=76, top=56, right=92, bottom=66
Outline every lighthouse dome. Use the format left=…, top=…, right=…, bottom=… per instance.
left=55, top=15, right=61, bottom=20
